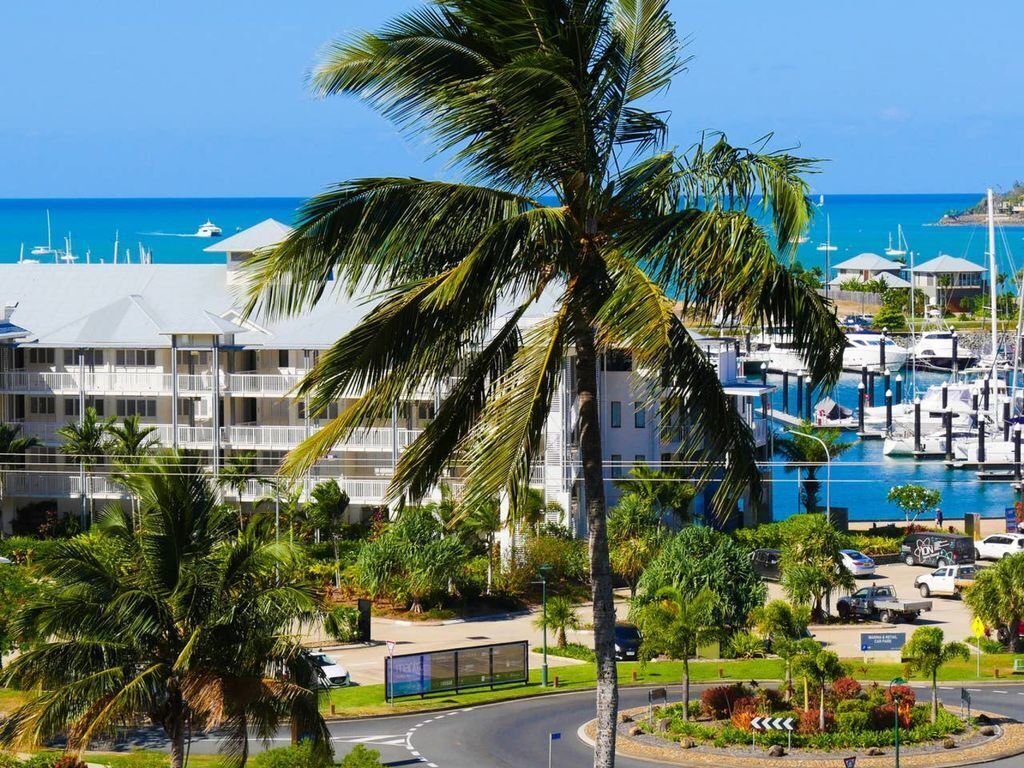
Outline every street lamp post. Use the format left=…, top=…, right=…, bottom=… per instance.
left=786, top=428, right=832, bottom=524
left=889, top=676, right=906, bottom=768
left=536, top=565, right=552, bottom=687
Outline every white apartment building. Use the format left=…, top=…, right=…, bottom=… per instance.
left=0, top=220, right=774, bottom=535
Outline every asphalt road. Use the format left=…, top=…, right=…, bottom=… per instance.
left=104, top=682, right=1024, bottom=766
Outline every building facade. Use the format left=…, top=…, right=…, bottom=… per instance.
left=0, top=221, right=774, bottom=535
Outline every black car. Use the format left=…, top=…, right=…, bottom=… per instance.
left=613, top=623, right=642, bottom=660
left=750, top=548, right=782, bottom=581
left=901, top=532, right=975, bottom=567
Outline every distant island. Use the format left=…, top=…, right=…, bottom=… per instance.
left=937, top=182, right=1024, bottom=225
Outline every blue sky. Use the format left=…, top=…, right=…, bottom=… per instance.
left=3, top=1, right=1021, bottom=197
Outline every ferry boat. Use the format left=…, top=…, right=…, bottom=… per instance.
left=195, top=220, right=222, bottom=238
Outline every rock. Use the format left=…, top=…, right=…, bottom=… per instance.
left=628, top=726, right=643, bottom=737
left=980, top=725, right=997, bottom=736
left=619, top=713, right=632, bottom=723
left=679, top=738, right=696, bottom=749
left=866, top=747, right=885, bottom=756
left=656, top=717, right=671, bottom=733
left=943, top=737, right=956, bottom=749
left=767, top=744, right=785, bottom=757
left=976, top=713, right=992, bottom=725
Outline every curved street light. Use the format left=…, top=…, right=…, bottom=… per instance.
left=889, top=676, right=907, bottom=768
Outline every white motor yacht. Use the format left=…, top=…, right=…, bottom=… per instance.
left=195, top=220, right=222, bottom=237
left=911, top=331, right=977, bottom=371
left=842, top=331, right=909, bottom=372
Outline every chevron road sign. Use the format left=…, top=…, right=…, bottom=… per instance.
left=750, top=716, right=795, bottom=731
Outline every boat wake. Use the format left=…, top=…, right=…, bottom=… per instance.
left=138, top=231, right=203, bottom=238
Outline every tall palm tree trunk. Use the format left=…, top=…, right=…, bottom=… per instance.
left=682, top=656, right=690, bottom=722
left=818, top=679, right=825, bottom=731
left=575, top=328, right=618, bottom=768
left=164, top=693, right=187, bottom=768
left=931, top=671, right=938, bottom=723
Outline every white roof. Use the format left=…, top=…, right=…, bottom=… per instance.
left=829, top=271, right=911, bottom=289
left=832, top=253, right=904, bottom=272
left=913, top=255, right=986, bottom=273
left=203, top=218, right=294, bottom=253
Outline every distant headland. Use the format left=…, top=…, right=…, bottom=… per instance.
left=936, top=183, right=1024, bottom=225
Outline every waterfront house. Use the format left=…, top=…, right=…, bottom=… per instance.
left=828, top=253, right=910, bottom=290
left=911, top=255, right=986, bottom=310
left=0, top=220, right=774, bottom=537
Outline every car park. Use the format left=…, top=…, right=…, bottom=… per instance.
left=306, top=650, right=350, bottom=687
left=913, top=564, right=976, bottom=598
left=839, top=549, right=877, bottom=577
left=901, top=532, right=975, bottom=567
left=974, top=533, right=1024, bottom=561
left=750, top=548, right=782, bottom=581
left=613, top=622, right=642, bottom=660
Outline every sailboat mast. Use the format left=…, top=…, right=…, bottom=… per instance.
left=988, top=188, right=998, bottom=361
left=46, top=209, right=52, bottom=251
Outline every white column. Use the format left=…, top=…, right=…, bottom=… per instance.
left=212, top=338, right=220, bottom=480
left=170, top=336, right=179, bottom=450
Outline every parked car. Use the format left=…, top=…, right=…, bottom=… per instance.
left=974, top=533, right=1024, bottom=561
left=750, top=548, right=782, bottom=581
left=839, top=549, right=877, bottom=577
left=913, top=564, right=977, bottom=598
left=900, top=532, right=975, bottom=567
left=836, top=584, right=932, bottom=624
left=0, top=556, right=10, bottom=565
left=306, top=650, right=350, bottom=687
left=613, top=622, right=642, bottom=660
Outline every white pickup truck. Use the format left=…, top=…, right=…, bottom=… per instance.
left=913, top=564, right=977, bottom=598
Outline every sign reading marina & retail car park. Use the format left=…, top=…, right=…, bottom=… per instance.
left=860, top=632, right=905, bottom=652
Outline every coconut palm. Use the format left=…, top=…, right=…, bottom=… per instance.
left=774, top=421, right=854, bottom=513
left=612, top=462, right=695, bottom=524
left=241, top=2, right=845, bottom=760
left=634, top=586, right=719, bottom=721
left=0, top=452, right=331, bottom=768
left=57, top=406, right=114, bottom=528
left=903, top=626, right=970, bottom=723
left=534, top=595, right=582, bottom=648
left=221, top=450, right=260, bottom=524
left=105, top=415, right=160, bottom=524
left=0, top=423, right=40, bottom=526
left=964, top=553, right=1024, bottom=651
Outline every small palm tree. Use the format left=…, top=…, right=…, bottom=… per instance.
left=964, top=553, right=1024, bottom=651
left=534, top=595, right=581, bottom=648
left=0, top=424, right=40, bottom=526
left=0, top=452, right=331, bottom=768
left=608, top=494, right=666, bottom=598
left=221, top=450, right=260, bottom=524
left=794, top=645, right=847, bottom=731
left=774, top=421, right=854, bottom=513
left=903, top=626, right=970, bottom=723
left=105, top=415, right=160, bottom=524
left=57, top=406, right=113, bottom=527
left=466, top=497, right=502, bottom=594
left=634, top=586, right=719, bottom=721
left=613, top=462, right=695, bottom=525
left=307, top=479, right=351, bottom=588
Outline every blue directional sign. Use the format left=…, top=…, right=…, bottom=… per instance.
left=860, top=632, right=905, bottom=652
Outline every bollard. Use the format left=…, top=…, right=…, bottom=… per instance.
left=914, top=398, right=923, bottom=453
left=951, top=332, right=959, bottom=379
left=858, top=383, right=866, bottom=433
left=553, top=675, right=560, bottom=688
left=805, top=375, right=813, bottom=421
left=885, top=389, right=893, bottom=432
left=330, top=704, right=336, bottom=716
left=868, top=370, right=876, bottom=407
left=945, top=409, right=954, bottom=462
left=1015, top=425, right=1022, bottom=481
left=895, top=373, right=903, bottom=405
left=796, top=373, right=804, bottom=416
left=782, top=370, right=790, bottom=413
left=760, top=362, right=768, bottom=386
left=941, top=381, right=948, bottom=409
left=983, top=377, right=991, bottom=412
left=1004, top=402, right=1011, bottom=442
left=632, top=669, right=638, bottom=682
left=880, top=328, right=888, bottom=371
left=978, top=414, right=986, bottom=465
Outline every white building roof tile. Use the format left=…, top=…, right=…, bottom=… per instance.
left=912, top=255, right=986, bottom=273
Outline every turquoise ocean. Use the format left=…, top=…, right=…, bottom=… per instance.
left=2, top=194, right=1023, bottom=523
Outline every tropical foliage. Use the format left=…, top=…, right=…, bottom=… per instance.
left=774, top=422, right=854, bottom=513
left=534, top=595, right=581, bottom=648
left=964, top=553, right=1024, bottom=651
left=793, top=645, right=847, bottom=731
left=887, top=484, right=942, bottom=523
left=0, top=453, right=330, bottom=768
left=57, top=407, right=114, bottom=526
left=607, top=493, right=666, bottom=597
left=0, top=423, right=40, bottom=516
left=902, top=626, right=969, bottom=723
left=779, top=513, right=853, bottom=621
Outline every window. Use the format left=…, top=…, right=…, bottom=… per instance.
left=65, top=398, right=105, bottom=417
left=417, top=403, right=435, bottom=421
left=634, top=454, right=646, bottom=465
left=610, top=454, right=622, bottom=478
left=610, top=401, right=622, bottom=428
left=298, top=401, right=339, bottom=421
left=115, top=350, right=155, bottom=366
left=28, top=349, right=55, bottom=365
left=605, top=350, right=632, bottom=371
left=634, top=402, right=646, bottom=429
left=278, top=349, right=289, bottom=368
left=177, top=399, right=194, bottom=417
left=116, top=399, right=156, bottom=418
left=29, top=396, right=55, bottom=415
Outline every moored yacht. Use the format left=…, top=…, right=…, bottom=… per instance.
left=911, top=331, right=977, bottom=371
left=842, top=330, right=909, bottom=371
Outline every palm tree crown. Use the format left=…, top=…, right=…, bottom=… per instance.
left=0, top=453, right=330, bottom=768
left=241, top=2, right=845, bottom=762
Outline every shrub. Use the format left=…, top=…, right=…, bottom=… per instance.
left=731, top=709, right=755, bottom=729
left=726, top=630, right=765, bottom=659
left=339, top=744, right=384, bottom=768
left=0, top=754, right=22, bottom=768
left=884, top=685, right=916, bottom=707
left=871, top=704, right=912, bottom=731
left=700, top=684, right=751, bottom=718
left=831, top=677, right=862, bottom=701
left=835, top=711, right=870, bottom=732
left=797, top=707, right=835, bottom=734
left=250, top=743, right=332, bottom=768
left=836, top=698, right=872, bottom=715
left=324, top=606, right=360, bottom=642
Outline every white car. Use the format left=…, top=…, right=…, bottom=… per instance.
left=0, top=556, right=11, bottom=565
left=307, top=650, right=350, bottom=687
left=839, top=549, right=877, bottom=577
left=974, top=534, right=1024, bottom=561
left=914, top=564, right=977, bottom=598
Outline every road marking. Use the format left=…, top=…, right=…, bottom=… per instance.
left=994, top=690, right=1008, bottom=694
left=940, top=687, right=954, bottom=690
left=967, top=688, right=982, bottom=692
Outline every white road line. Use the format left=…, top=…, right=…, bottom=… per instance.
left=939, top=686, right=954, bottom=690
left=994, top=690, right=1008, bottom=694
left=967, top=688, right=982, bottom=692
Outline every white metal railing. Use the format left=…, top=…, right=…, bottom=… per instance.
left=226, top=372, right=303, bottom=396
left=223, top=425, right=421, bottom=451
left=6, top=472, right=128, bottom=499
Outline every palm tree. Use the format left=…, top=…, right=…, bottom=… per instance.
left=534, top=595, right=581, bottom=648
left=0, top=453, right=331, bottom=768
left=903, top=626, right=970, bottom=723
left=241, top=3, right=845, bottom=760
left=0, top=423, right=40, bottom=528
left=57, top=406, right=113, bottom=528
left=634, top=586, right=719, bottom=721
left=105, top=415, right=160, bottom=524
left=307, top=479, right=351, bottom=588
left=794, top=645, right=846, bottom=731
left=964, top=553, right=1024, bottom=651
left=466, top=497, right=502, bottom=594
left=612, top=462, right=695, bottom=525
left=221, top=450, right=260, bottom=524
left=937, top=273, right=953, bottom=314
left=608, top=493, right=666, bottom=597
left=750, top=599, right=811, bottom=694
left=774, top=422, right=854, bottom=513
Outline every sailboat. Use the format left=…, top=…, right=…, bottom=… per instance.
left=970, top=189, right=1009, bottom=372
left=817, top=194, right=825, bottom=208
left=30, top=210, right=57, bottom=258
left=885, top=224, right=907, bottom=258
left=816, top=214, right=837, bottom=252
